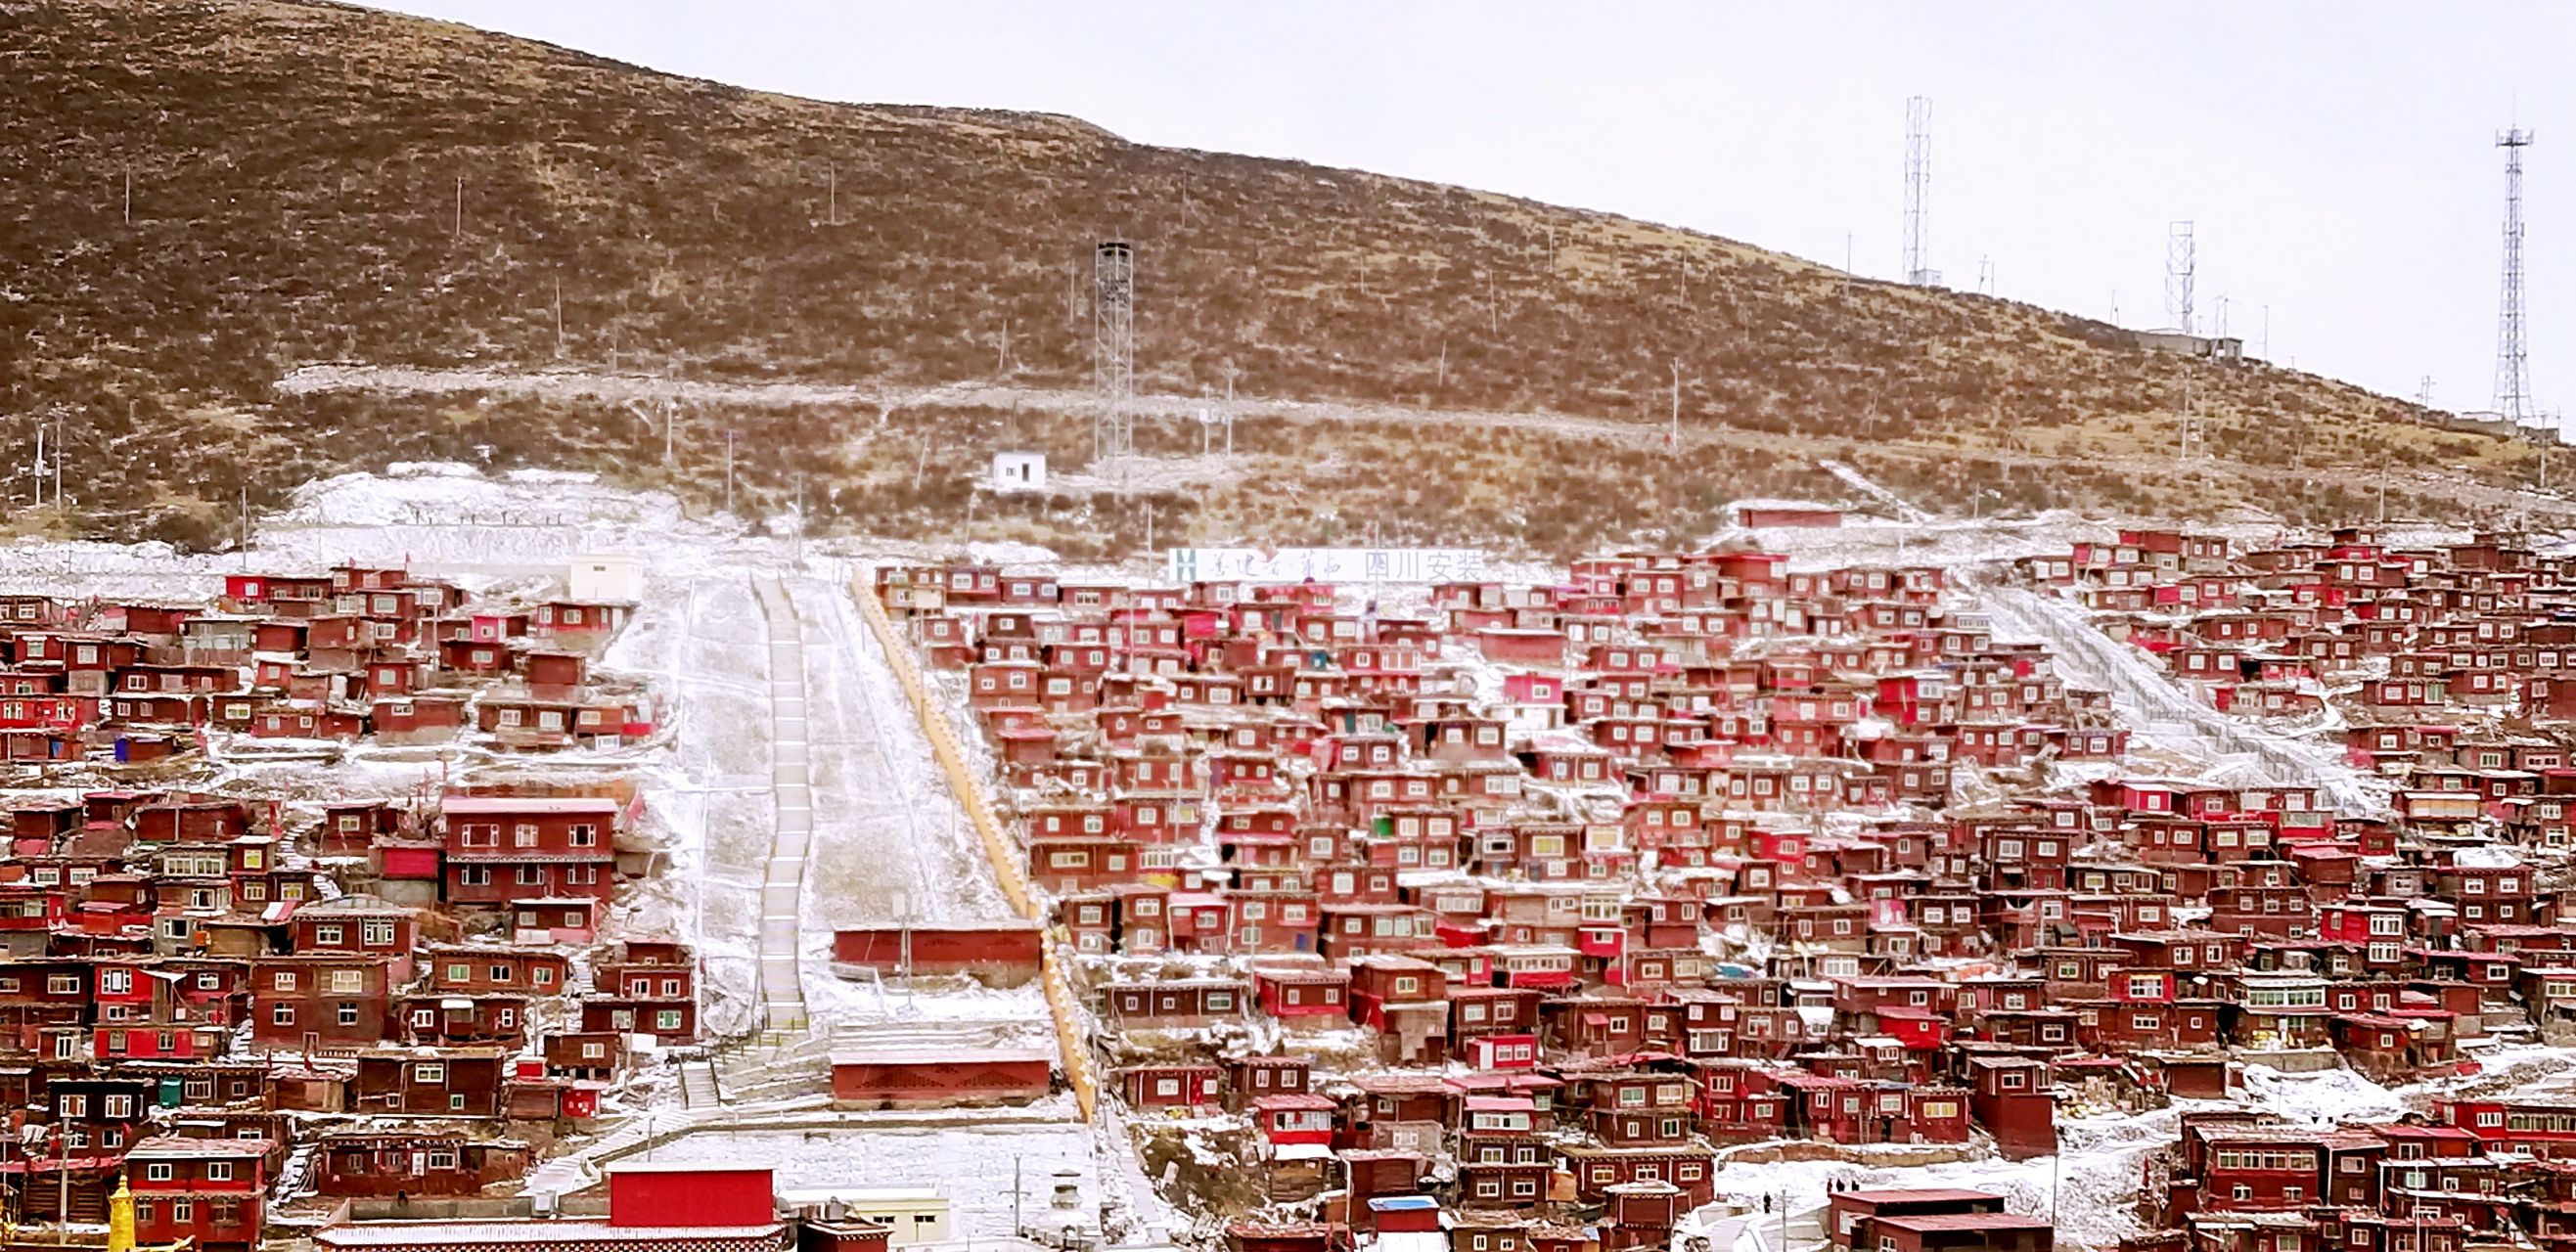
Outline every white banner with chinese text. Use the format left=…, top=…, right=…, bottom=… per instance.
left=1165, top=547, right=1491, bottom=584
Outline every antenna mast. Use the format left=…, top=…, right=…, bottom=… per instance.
left=2165, top=221, right=2195, bottom=335
left=1092, top=241, right=1137, bottom=485
left=1903, top=97, right=1936, bottom=286
left=2496, top=127, right=2536, bottom=430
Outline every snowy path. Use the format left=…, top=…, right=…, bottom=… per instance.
left=1978, top=586, right=2386, bottom=816
left=605, top=575, right=778, bottom=1040
left=753, top=576, right=814, bottom=1034
left=791, top=576, right=1010, bottom=923
left=787, top=577, right=1014, bottom=1024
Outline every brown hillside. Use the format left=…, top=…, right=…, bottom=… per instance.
left=0, top=0, right=2552, bottom=553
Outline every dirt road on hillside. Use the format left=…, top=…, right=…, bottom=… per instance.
left=275, top=363, right=2576, bottom=521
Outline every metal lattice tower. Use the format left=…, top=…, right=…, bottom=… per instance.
left=2165, top=221, right=2195, bottom=335
left=2496, top=128, right=2536, bottom=426
left=1903, top=97, right=1934, bottom=286
left=1092, top=241, right=1136, bottom=477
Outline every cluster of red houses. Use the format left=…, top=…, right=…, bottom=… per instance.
left=2129, top=1096, right=2576, bottom=1252
left=875, top=525, right=2576, bottom=1244
left=0, top=563, right=647, bottom=762
left=2024, top=524, right=2576, bottom=732
left=0, top=568, right=695, bottom=1248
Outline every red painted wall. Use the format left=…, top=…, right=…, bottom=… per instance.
left=831, top=1054, right=1053, bottom=1107
left=609, top=1165, right=773, bottom=1228
left=834, top=925, right=1042, bottom=981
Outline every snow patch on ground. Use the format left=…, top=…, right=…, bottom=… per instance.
left=1978, top=585, right=2389, bottom=816
left=644, top=1120, right=1102, bottom=1237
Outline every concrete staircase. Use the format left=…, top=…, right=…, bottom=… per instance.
left=677, top=1059, right=722, bottom=1110
left=749, top=575, right=812, bottom=1035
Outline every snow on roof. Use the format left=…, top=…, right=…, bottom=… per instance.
left=829, top=1048, right=1054, bottom=1066
left=777, top=1185, right=941, bottom=1203
left=128, top=1135, right=273, bottom=1158
left=608, top=1161, right=772, bottom=1174
left=440, top=796, right=620, bottom=814
left=316, top=1221, right=789, bottom=1248
left=1831, top=1187, right=2007, bottom=1204
left=2453, top=844, right=2524, bottom=868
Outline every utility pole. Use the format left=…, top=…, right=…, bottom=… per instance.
left=454, top=174, right=464, bottom=239
left=239, top=484, right=249, bottom=567
left=2178, top=368, right=2194, bottom=460
left=1669, top=359, right=1681, bottom=449
left=553, top=277, right=565, bottom=358
left=724, top=430, right=738, bottom=515
left=122, top=168, right=131, bottom=225
left=1141, top=501, right=1157, bottom=555
left=827, top=163, right=837, bottom=226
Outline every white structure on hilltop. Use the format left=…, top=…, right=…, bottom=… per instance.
left=568, top=552, right=642, bottom=603
left=992, top=451, right=1048, bottom=493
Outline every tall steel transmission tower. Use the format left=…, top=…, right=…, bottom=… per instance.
left=2165, top=221, right=2195, bottom=335
left=1903, top=96, right=1935, bottom=286
left=1093, top=241, right=1137, bottom=479
left=2495, top=128, right=2536, bottom=427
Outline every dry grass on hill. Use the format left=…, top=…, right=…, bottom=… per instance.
left=0, top=0, right=2549, bottom=551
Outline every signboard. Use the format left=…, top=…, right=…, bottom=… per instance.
left=1165, top=547, right=1491, bottom=585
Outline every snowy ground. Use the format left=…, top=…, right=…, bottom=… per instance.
left=1977, top=584, right=2390, bottom=817
left=787, top=574, right=1012, bottom=932
left=642, top=1120, right=1102, bottom=1237
left=606, top=573, right=778, bottom=1036
left=1692, top=1047, right=2568, bottom=1252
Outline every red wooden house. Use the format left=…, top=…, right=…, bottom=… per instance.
left=128, top=1135, right=271, bottom=1252
left=438, top=794, right=620, bottom=908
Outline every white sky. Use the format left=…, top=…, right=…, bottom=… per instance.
left=376, top=1, right=2576, bottom=421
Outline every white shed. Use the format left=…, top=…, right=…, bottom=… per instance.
left=991, top=451, right=1048, bottom=493
left=568, top=553, right=643, bottom=603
